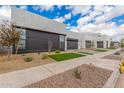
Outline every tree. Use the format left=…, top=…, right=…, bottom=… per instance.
left=0, top=20, right=20, bottom=60
left=120, top=38, right=124, bottom=51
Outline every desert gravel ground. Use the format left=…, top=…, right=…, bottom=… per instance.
left=0, top=53, right=53, bottom=74
left=103, top=55, right=122, bottom=61
left=103, top=50, right=124, bottom=61
left=25, top=64, right=112, bottom=88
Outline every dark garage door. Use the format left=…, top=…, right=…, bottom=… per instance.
left=85, top=40, right=91, bottom=48
left=97, top=41, right=103, bottom=48
left=67, top=38, right=78, bottom=50
left=26, top=29, right=60, bottom=52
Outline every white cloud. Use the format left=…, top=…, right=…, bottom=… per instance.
left=76, top=6, right=115, bottom=27
left=75, top=21, right=118, bottom=36
left=33, top=5, right=54, bottom=12
left=77, top=16, right=91, bottom=26
left=66, top=5, right=92, bottom=16
left=77, top=10, right=102, bottom=27
left=118, top=24, right=124, bottom=31
left=0, top=6, right=11, bottom=18
left=94, top=6, right=105, bottom=12
left=64, top=13, right=71, bottom=20
left=53, top=17, right=65, bottom=23
left=70, top=26, right=79, bottom=32
left=53, top=13, right=71, bottom=23
left=95, top=6, right=124, bottom=24
left=66, top=23, right=71, bottom=30
left=19, top=5, right=28, bottom=10
left=70, top=5, right=124, bottom=36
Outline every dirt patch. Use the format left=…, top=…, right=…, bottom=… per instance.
left=25, top=64, right=112, bottom=88
left=103, top=50, right=124, bottom=61
left=103, top=55, right=122, bottom=61
left=0, top=53, right=53, bottom=74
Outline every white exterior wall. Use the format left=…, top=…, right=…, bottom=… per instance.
left=65, top=30, right=80, bottom=49
left=79, top=32, right=111, bottom=48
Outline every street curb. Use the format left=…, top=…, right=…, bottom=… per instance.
left=103, top=69, right=120, bottom=88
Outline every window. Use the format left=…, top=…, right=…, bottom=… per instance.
left=59, top=35, right=65, bottom=50
left=18, top=39, right=25, bottom=49
left=16, top=28, right=26, bottom=49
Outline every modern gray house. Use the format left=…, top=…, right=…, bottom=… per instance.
left=0, top=7, right=111, bottom=54
left=11, top=7, right=80, bottom=53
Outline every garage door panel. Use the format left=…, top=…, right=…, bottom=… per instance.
left=67, top=38, right=78, bottom=50
left=26, top=29, right=59, bottom=52
left=97, top=41, right=103, bottom=48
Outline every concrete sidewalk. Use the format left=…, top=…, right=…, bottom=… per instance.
left=0, top=49, right=120, bottom=88
left=115, top=74, right=124, bottom=88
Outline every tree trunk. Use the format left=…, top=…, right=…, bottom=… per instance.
left=15, top=44, right=19, bottom=54
left=7, top=47, right=11, bottom=60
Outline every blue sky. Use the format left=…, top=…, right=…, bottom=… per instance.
left=0, top=5, right=124, bottom=36
left=15, top=5, right=124, bottom=36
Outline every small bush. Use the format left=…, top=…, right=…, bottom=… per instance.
left=73, top=68, right=81, bottom=79
left=55, top=50, right=60, bottom=53
left=114, top=52, right=120, bottom=55
left=42, top=54, right=48, bottom=59
left=22, top=54, right=25, bottom=56
left=24, top=56, right=33, bottom=62
left=37, top=51, right=41, bottom=55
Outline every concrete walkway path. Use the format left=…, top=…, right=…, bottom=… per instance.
left=0, top=49, right=120, bottom=88
left=115, top=74, right=124, bottom=88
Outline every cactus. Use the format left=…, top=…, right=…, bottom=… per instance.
left=73, top=68, right=81, bottom=79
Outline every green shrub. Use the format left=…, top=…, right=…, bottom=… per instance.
left=55, top=50, right=60, bottom=53
left=24, top=56, right=33, bottom=62
left=73, top=68, right=81, bottom=79
left=42, top=54, right=48, bottom=59
left=22, top=54, right=25, bottom=56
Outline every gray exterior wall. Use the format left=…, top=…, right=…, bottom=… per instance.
left=11, top=6, right=67, bottom=35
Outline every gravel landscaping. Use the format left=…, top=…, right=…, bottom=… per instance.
left=0, top=53, right=53, bottom=74
left=103, top=50, right=124, bottom=61
left=25, top=64, right=112, bottom=88
left=103, top=55, right=122, bottom=61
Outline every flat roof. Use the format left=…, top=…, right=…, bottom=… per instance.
left=11, top=6, right=67, bottom=35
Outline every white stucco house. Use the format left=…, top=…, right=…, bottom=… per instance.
left=0, top=6, right=111, bottom=54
